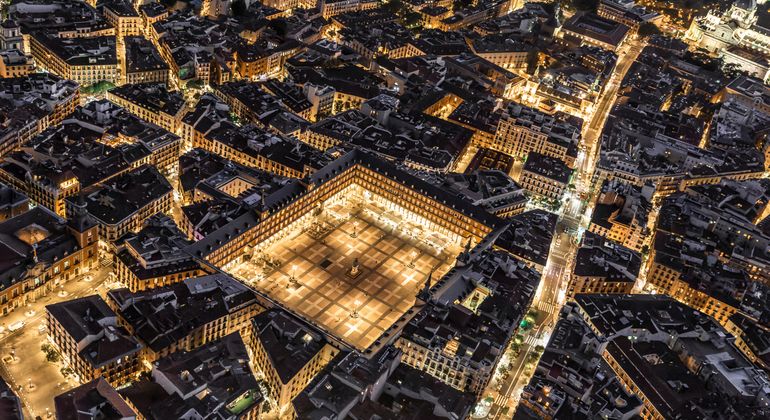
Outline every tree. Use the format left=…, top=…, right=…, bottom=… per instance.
left=498, top=365, right=510, bottom=376
left=81, top=80, right=115, bottom=95
left=41, top=343, right=61, bottom=363
left=186, top=78, right=205, bottom=90
left=45, top=351, right=60, bottom=363
left=722, top=62, right=744, bottom=79
left=637, top=22, right=662, bottom=38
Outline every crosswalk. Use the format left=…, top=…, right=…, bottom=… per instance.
left=523, top=335, right=539, bottom=346
left=495, top=392, right=510, bottom=406
left=536, top=301, right=559, bottom=314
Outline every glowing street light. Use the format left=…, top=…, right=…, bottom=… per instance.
left=288, top=264, right=299, bottom=289
left=350, top=299, right=361, bottom=318
left=408, top=250, right=418, bottom=268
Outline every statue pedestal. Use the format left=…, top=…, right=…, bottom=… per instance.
left=346, top=267, right=362, bottom=279
left=346, top=258, right=362, bottom=279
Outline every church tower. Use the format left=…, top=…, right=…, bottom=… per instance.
left=729, top=0, right=758, bottom=29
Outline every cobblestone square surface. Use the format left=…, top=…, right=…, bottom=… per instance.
left=232, top=212, right=458, bottom=350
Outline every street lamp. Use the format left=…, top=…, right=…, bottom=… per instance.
left=288, top=264, right=299, bottom=289
left=350, top=299, right=360, bottom=319
left=408, top=250, right=418, bottom=268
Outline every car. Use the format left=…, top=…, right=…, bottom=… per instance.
left=7, top=321, right=24, bottom=332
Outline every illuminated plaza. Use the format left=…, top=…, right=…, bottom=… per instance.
left=229, top=187, right=463, bottom=351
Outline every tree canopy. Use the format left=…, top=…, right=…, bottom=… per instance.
left=637, top=22, right=662, bottom=38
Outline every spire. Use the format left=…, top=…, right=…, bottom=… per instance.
left=67, top=193, right=96, bottom=234
left=457, top=238, right=473, bottom=267
left=73, top=194, right=86, bottom=216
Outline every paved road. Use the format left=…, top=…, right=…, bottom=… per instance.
left=481, top=39, right=646, bottom=420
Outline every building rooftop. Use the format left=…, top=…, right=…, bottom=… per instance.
left=516, top=309, right=642, bottom=420
left=121, top=333, right=263, bottom=419
left=590, top=178, right=652, bottom=232
left=352, top=363, right=475, bottom=419
left=31, top=33, right=116, bottom=66
left=562, top=12, right=630, bottom=49
left=10, top=0, right=111, bottom=35
left=69, top=164, right=171, bottom=226
left=107, top=274, right=258, bottom=354
left=573, top=232, right=641, bottom=282
left=522, top=152, right=572, bottom=184
left=437, top=170, right=526, bottom=216
left=0, top=182, right=27, bottom=214
left=124, top=36, right=169, bottom=74
left=117, top=214, right=199, bottom=281
left=206, top=121, right=331, bottom=174
left=0, top=377, right=21, bottom=420
left=252, top=309, right=328, bottom=384
left=0, top=207, right=81, bottom=293
left=108, top=83, right=185, bottom=116
left=103, top=0, right=139, bottom=17
left=46, top=295, right=142, bottom=368
left=494, top=210, right=558, bottom=267
left=404, top=249, right=540, bottom=379
left=574, top=293, right=716, bottom=337
left=54, top=377, right=136, bottom=420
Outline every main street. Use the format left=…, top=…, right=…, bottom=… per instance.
left=479, top=38, right=645, bottom=419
